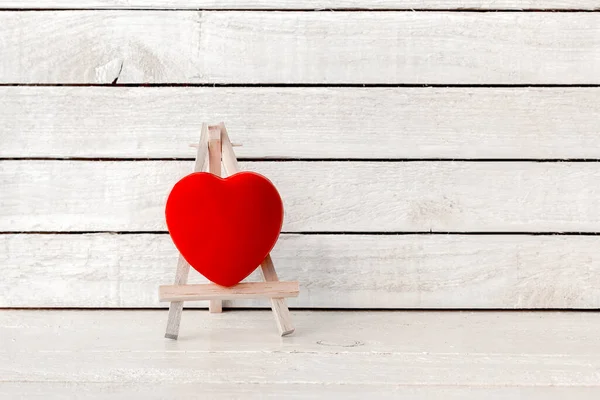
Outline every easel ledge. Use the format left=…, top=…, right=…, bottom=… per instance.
left=160, top=281, right=300, bottom=302
left=161, top=122, right=298, bottom=339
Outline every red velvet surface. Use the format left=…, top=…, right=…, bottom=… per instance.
left=165, top=171, right=284, bottom=287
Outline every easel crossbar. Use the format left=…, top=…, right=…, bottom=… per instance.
left=160, top=281, right=300, bottom=302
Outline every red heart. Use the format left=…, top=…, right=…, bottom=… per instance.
left=165, top=171, right=284, bottom=287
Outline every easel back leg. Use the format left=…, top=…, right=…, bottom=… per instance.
left=209, top=300, right=223, bottom=313
left=164, top=124, right=209, bottom=339
left=261, top=255, right=295, bottom=336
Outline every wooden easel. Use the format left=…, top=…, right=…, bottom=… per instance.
left=160, top=122, right=299, bottom=339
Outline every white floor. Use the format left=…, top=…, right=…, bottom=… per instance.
left=1, top=310, right=600, bottom=399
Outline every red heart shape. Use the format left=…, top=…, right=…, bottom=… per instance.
left=165, top=171, right=284, bottom=287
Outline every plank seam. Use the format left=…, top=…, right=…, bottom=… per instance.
left=3, top=231, right=600, bottom=236
left=0, top=8, right=599, bottom=12
left=2, top=307, right=600, bottom=311
left=2, top=84, right=600, bottom=88
left=4, top=158, right=600, bottom=162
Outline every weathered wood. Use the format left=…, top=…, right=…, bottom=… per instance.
left=159, top=282, right=300, bottom=301
left=1, top=12, right=599, bottom=84
left=3, top=383, right=599, bottom=400
left=1, top=310, right=600, bottom=390
left=3, top=160, right=600, bottom=232
left=4, top=87, right=600, bottom=159
left=1, top=1, right=597, bottom=10
left=5, top=310, right=600, bottom=353
left=3, top=233, right=600, bottom=308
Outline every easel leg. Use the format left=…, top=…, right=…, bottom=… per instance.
left=165, top=257, right=191, bottom=339
left=218, top=122, right=294, bottom=335
left=260, top=255, right=295, bottom=336
left=209, top=300, right=223, bottom=313
left=207, top=125, right=224, bottom=314
left=165, top=124, right=210, bottom=339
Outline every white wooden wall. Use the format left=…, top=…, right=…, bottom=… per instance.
left=2, top=1, right=600, bottom=309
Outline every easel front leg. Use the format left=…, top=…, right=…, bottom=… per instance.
left=260, top=255, right=295, bottom=336
left=165, top=123, right=210, bottom=339
left=165, top=257, right=191, bottom=339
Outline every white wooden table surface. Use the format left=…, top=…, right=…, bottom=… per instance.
left=2, top=310, right=600, bottom=399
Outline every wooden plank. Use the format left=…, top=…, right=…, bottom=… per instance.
left=1, top=12, right=600, bottom=84
left=4, top=87, right=600, bottom=159
left=3, top=160, right=600, bottom=232
left=1, top=1, right=598, bottom=10
left=4, top=310, right=600, bottom=354
left=2, top=233, right=600, bottom=308
left=159, top=282, right=300, bottom=301
left=1, top=310, right=600, bottom=389
left=2, top=383, right=599, bottom=400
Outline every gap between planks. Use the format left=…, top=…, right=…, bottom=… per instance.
left=3, top=84, right=600, bottom=87
left=0, top=0, right=599, bottom=11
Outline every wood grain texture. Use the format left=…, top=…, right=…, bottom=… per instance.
left=3, top=87, right=600, bottom=159
left=2, top=1, right=598, bottom=10
left=159, top=282, right=300, bottom=301
left=1, top=310, right=600, bottom=394
left=3, top=160, right=600, bottom=232
left=3, top=383, right=600, bottom=400
left=3, top=233, right=600, bottom=308
left=2, top=11, right=600, bottom=84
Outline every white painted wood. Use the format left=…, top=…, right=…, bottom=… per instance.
left=2, top=12, right=599, bottom=84
left=4, top=87, right=600, bottom=159
left=3, top=233, right=600, bottom=308
left=3, top=160, right=600, bottom=232
left=1, top=310, right=600, bottom=392
left=2, top=1, right=598, bottom=10
left=3, top=383, right=599, bottom=400
left=4, top=310, right=600, bottom=354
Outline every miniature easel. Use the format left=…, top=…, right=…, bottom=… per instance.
left=160, top=122, right=299, bottom=339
